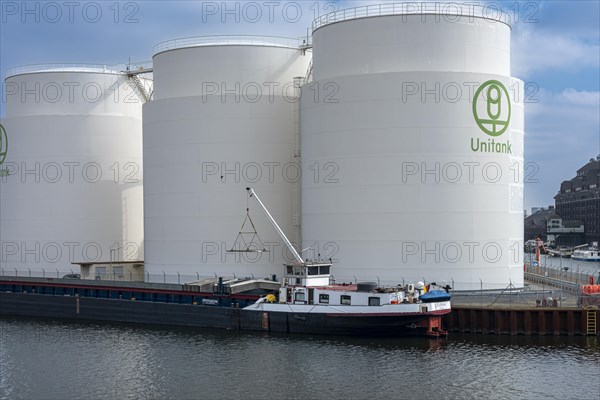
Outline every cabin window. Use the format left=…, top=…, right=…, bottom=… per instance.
left=294, top=292, right=306, bottom=302
left=340, top=295, right=351, bottom=305
left=319, top=265, right=330, bottom=275
left=113, top=266, right=124, bottom=278
left=368, top=297, right=380, bottom=306
left=319, top=294, right=329, bottom=304
left=95, top=267, right=107, bottom=277
left=308, top=267, right=319, bottom=275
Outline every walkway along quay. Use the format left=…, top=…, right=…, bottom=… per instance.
left=443, top=269, right=600, bottom=336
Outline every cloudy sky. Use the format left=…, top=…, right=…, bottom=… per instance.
left=1, top=0, right=599, bottom=212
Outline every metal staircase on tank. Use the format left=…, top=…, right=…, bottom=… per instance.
left=299, top=33, right=313, bottom=82
left=128, top=74, right=151, bottom=102
left=124, top=61, right=153, bottom=103
left=292, top=77, right=304, bottom=249
left=305, top=59, right=313, bottom=83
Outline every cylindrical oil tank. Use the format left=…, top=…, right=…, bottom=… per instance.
left=144, top=36, right=311, bottom=282
left=0, top=65, right=146, bottom=274
left=301, top=4, right=524, bottom=290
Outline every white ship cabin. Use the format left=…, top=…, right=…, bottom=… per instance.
left=283, top=262, right=333, bottom=287
left=279, top=263, right=408, bottom=307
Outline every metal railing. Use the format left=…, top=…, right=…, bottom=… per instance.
left=524, top=253, right=600, bottom=285
left=125, top=60, right=153, bottom=72
left=0, top=268, right=266, bottom=286
left=0, top=266, right=547, bottom=291
left=153, top=35, right=312, bottom=55
left=312, top=2, right=511, bottom=31
left=2, top=261, right=597, bottom=306
left=524, top=270, right=582, bottom=293
left=5, top=63, right=123, bottom=77
left=5, top=60, right=154, bottom=79
left=525, top=265, right=598, bottom=287
left=0, top=268, right=575, bottom=309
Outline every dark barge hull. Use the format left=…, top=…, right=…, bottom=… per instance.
left=0, top=279, right=447, bottom=336
left=0, top=293, right=447, bottom=336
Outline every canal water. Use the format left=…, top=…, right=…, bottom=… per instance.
left=1, top=317, right=598, bottom=400
left=529, top=254, right=600, bottom=275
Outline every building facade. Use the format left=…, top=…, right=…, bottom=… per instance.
left=524, top=207, right=557, bottom=242
left=555, top=156, right=600, bottom=244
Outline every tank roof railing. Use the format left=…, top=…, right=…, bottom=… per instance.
left=5, top=63, right=123, bottom=78
left=5, top=61, right=153, bottom=79
left=153, top=35, right=312, bottom=55
left=312, top=2, right=511, bottom=31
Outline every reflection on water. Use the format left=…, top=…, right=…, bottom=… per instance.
left=1, top=317, right=599, bottom=400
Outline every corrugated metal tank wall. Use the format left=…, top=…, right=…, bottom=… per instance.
left=0, top=67, right=146, bottom=274
left=143, top=37, right=311, bottom=281
left=301, top=7, right=524, bottom=290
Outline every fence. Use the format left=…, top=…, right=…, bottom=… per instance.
left=524, top=254, right=600, bottom=286
left=2, top=258, right=597, bottom=309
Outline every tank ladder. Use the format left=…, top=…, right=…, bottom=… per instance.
left=127, top=74, right=151, bottom=103
left=305, top=59, right=313, bottom=82
left=125, top=61, right=153, bottom=102
left=585, top=306, right=598, bottom=335
left=292, top=77, right=304, bottom=250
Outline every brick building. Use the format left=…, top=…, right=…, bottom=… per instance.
left=554, top=155, right=600, bottom=244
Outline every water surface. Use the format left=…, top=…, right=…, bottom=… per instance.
left=1, top=317, right=598, bottom=400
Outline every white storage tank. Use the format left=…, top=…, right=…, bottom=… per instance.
left=144, top=36, right=311, bottom=282
left=0, top=65, right=146, bottom=275
left=301, top=4, right=524, bottom=290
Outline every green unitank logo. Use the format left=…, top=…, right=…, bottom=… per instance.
left=473, top=80, right=511, bottom=137
left=0, top=123, right=7, bottom=165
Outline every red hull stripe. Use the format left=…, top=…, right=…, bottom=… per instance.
left=328, top=310, right=450, bottom=317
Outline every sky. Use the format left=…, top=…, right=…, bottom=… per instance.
left=0, top=0, right=599, bottom=213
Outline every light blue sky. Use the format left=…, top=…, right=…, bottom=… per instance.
left=1, top=0, right=599, bottom=212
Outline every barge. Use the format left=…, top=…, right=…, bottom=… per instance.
left=0, top=268, right=450, bottom=337
left=0, top=188, right=451, bottom=336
